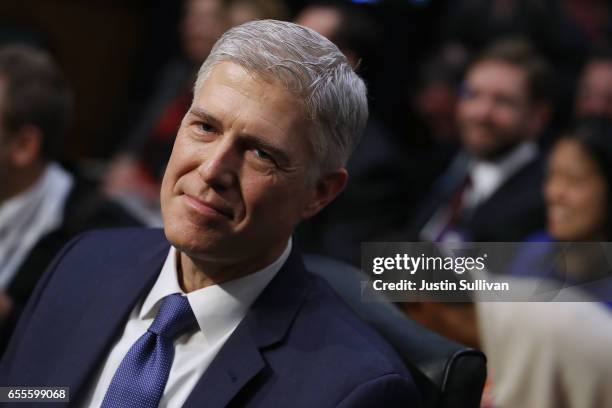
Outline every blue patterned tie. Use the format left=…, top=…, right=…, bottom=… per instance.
left=101, top=293, right=197, bottom=408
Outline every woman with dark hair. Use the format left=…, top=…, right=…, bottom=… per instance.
left=545, top=118, right=612, bottom=241
left=509, top=117, right=612, bottom=302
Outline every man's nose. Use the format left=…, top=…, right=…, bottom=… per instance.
left=197, top=138, right=238, bottom=190
left=471, top=96, right=494, bottom=120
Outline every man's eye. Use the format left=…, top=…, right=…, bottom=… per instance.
left=254, top=149, right=274, bottom=162
left=198, top=122, right=215, bottom=133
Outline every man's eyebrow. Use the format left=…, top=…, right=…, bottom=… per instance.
left=189, top=107, right=222, bottom=128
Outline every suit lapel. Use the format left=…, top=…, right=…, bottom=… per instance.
left=183, top=245, right=312, bottom=408
left=54, top=236, right=170, bottom=404
left=182, top=323, right=265, bottom=408
left=469, top=156, right=542, bottom=225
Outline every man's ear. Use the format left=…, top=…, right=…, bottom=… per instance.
left=300, top=167, right=348, bottom=220
left=9, top=125, right=42, bottom=167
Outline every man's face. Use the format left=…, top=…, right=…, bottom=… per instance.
left=457, top=61, right=534, bottom=159
left=575, top=61, right=612, bottom=119
left=161, top=62, right=318, bottom=270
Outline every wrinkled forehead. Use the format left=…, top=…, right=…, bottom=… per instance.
left=195, top=62, right=309, bottom=137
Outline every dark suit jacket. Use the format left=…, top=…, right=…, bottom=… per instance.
left=408, top=151, right=546, bottom=242
left=0, top=228, right=421, bottom=407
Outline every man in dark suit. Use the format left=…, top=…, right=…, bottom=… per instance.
left=410, top=38, right=551, bottom=243
left=0, top=46, right=140, bottom=354
left=1, top=20, right=420, bottom=407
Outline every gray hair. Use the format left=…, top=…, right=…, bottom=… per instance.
left=194, top=19, right=368, bottom=176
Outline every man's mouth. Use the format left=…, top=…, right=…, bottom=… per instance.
left=182, top=194, right=234, bottom=220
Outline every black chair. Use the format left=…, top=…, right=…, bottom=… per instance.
left=304, top=255, right=487, bottom=408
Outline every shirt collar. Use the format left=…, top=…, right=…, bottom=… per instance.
left=0, top=163, right=52, bottom=223
left=466, top=141, right=537, bottom=203
left=469, top=141, right=537, bottom=180
left=140, top=238, right=292, bottom=345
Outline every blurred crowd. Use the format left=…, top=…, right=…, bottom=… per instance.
left=2, top=0, right=612, bottom=407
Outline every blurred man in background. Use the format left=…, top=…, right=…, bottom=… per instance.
left=103, top=0, right=231, bottom=225
left=0, top=45, right=139, bottom=354
left=410, top=39, right=551, bottom=243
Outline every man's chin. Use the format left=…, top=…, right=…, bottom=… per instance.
left=164, top=222, right=227, bottom=254
left=467, top=141, right=521, bottom=161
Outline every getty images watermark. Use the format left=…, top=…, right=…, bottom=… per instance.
left=361, top=242, right=612, bottom=302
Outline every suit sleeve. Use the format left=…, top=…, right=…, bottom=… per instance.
left=0, top=232, right=90, bottom=377
left=336, top=374, right=423, bottom=408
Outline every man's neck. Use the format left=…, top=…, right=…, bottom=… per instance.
left=176, top=240, right=290, bottom=292
left=472, top=141, right=537, bottom=170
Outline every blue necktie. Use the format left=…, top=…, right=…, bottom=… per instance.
left=101, top=293, right=197, bottom=408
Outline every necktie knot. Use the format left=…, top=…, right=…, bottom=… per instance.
left=101, top=293, right=197, bottom=408
left=148, top=293, right=197, bottom=339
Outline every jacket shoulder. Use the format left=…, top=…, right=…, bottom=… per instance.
left=262, top=273, right=420, bottom=406
left=61, top=227, right=166, bottom=258
left=303, top=275, right=411, bottom=376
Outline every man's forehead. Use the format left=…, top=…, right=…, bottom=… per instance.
left=200, top=63, right=281, bottom=99
left=201, top=63, right=300, bottom=106
left=469, top=60, right=527, bottom=80
left=467, top=60, right=529, bottom=95
left=192, top=62, right=309, bottom=142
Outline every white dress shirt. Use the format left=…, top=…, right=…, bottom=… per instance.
left=0, top=163, right=73, bottom=289
left=82, top=239, right=292, bottom=408
left=462, top=141, right=537, bottom=210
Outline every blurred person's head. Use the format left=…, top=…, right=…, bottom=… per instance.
left=458, top=38, right=551, bottom=160
left=181, top=0, right=229, bottom=64
left=0, top=45, right=72, bottom=204
left=414, top=43, right=469, bottom=144
left=545, top=118, right=612, bottom=241
left=575, top=51, right=612, bottom=119
left=161, top=20, right=367, bottom=277
left=294, top=3, right=382, bottom=69
left=181, top=0, right=290, bottom=65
